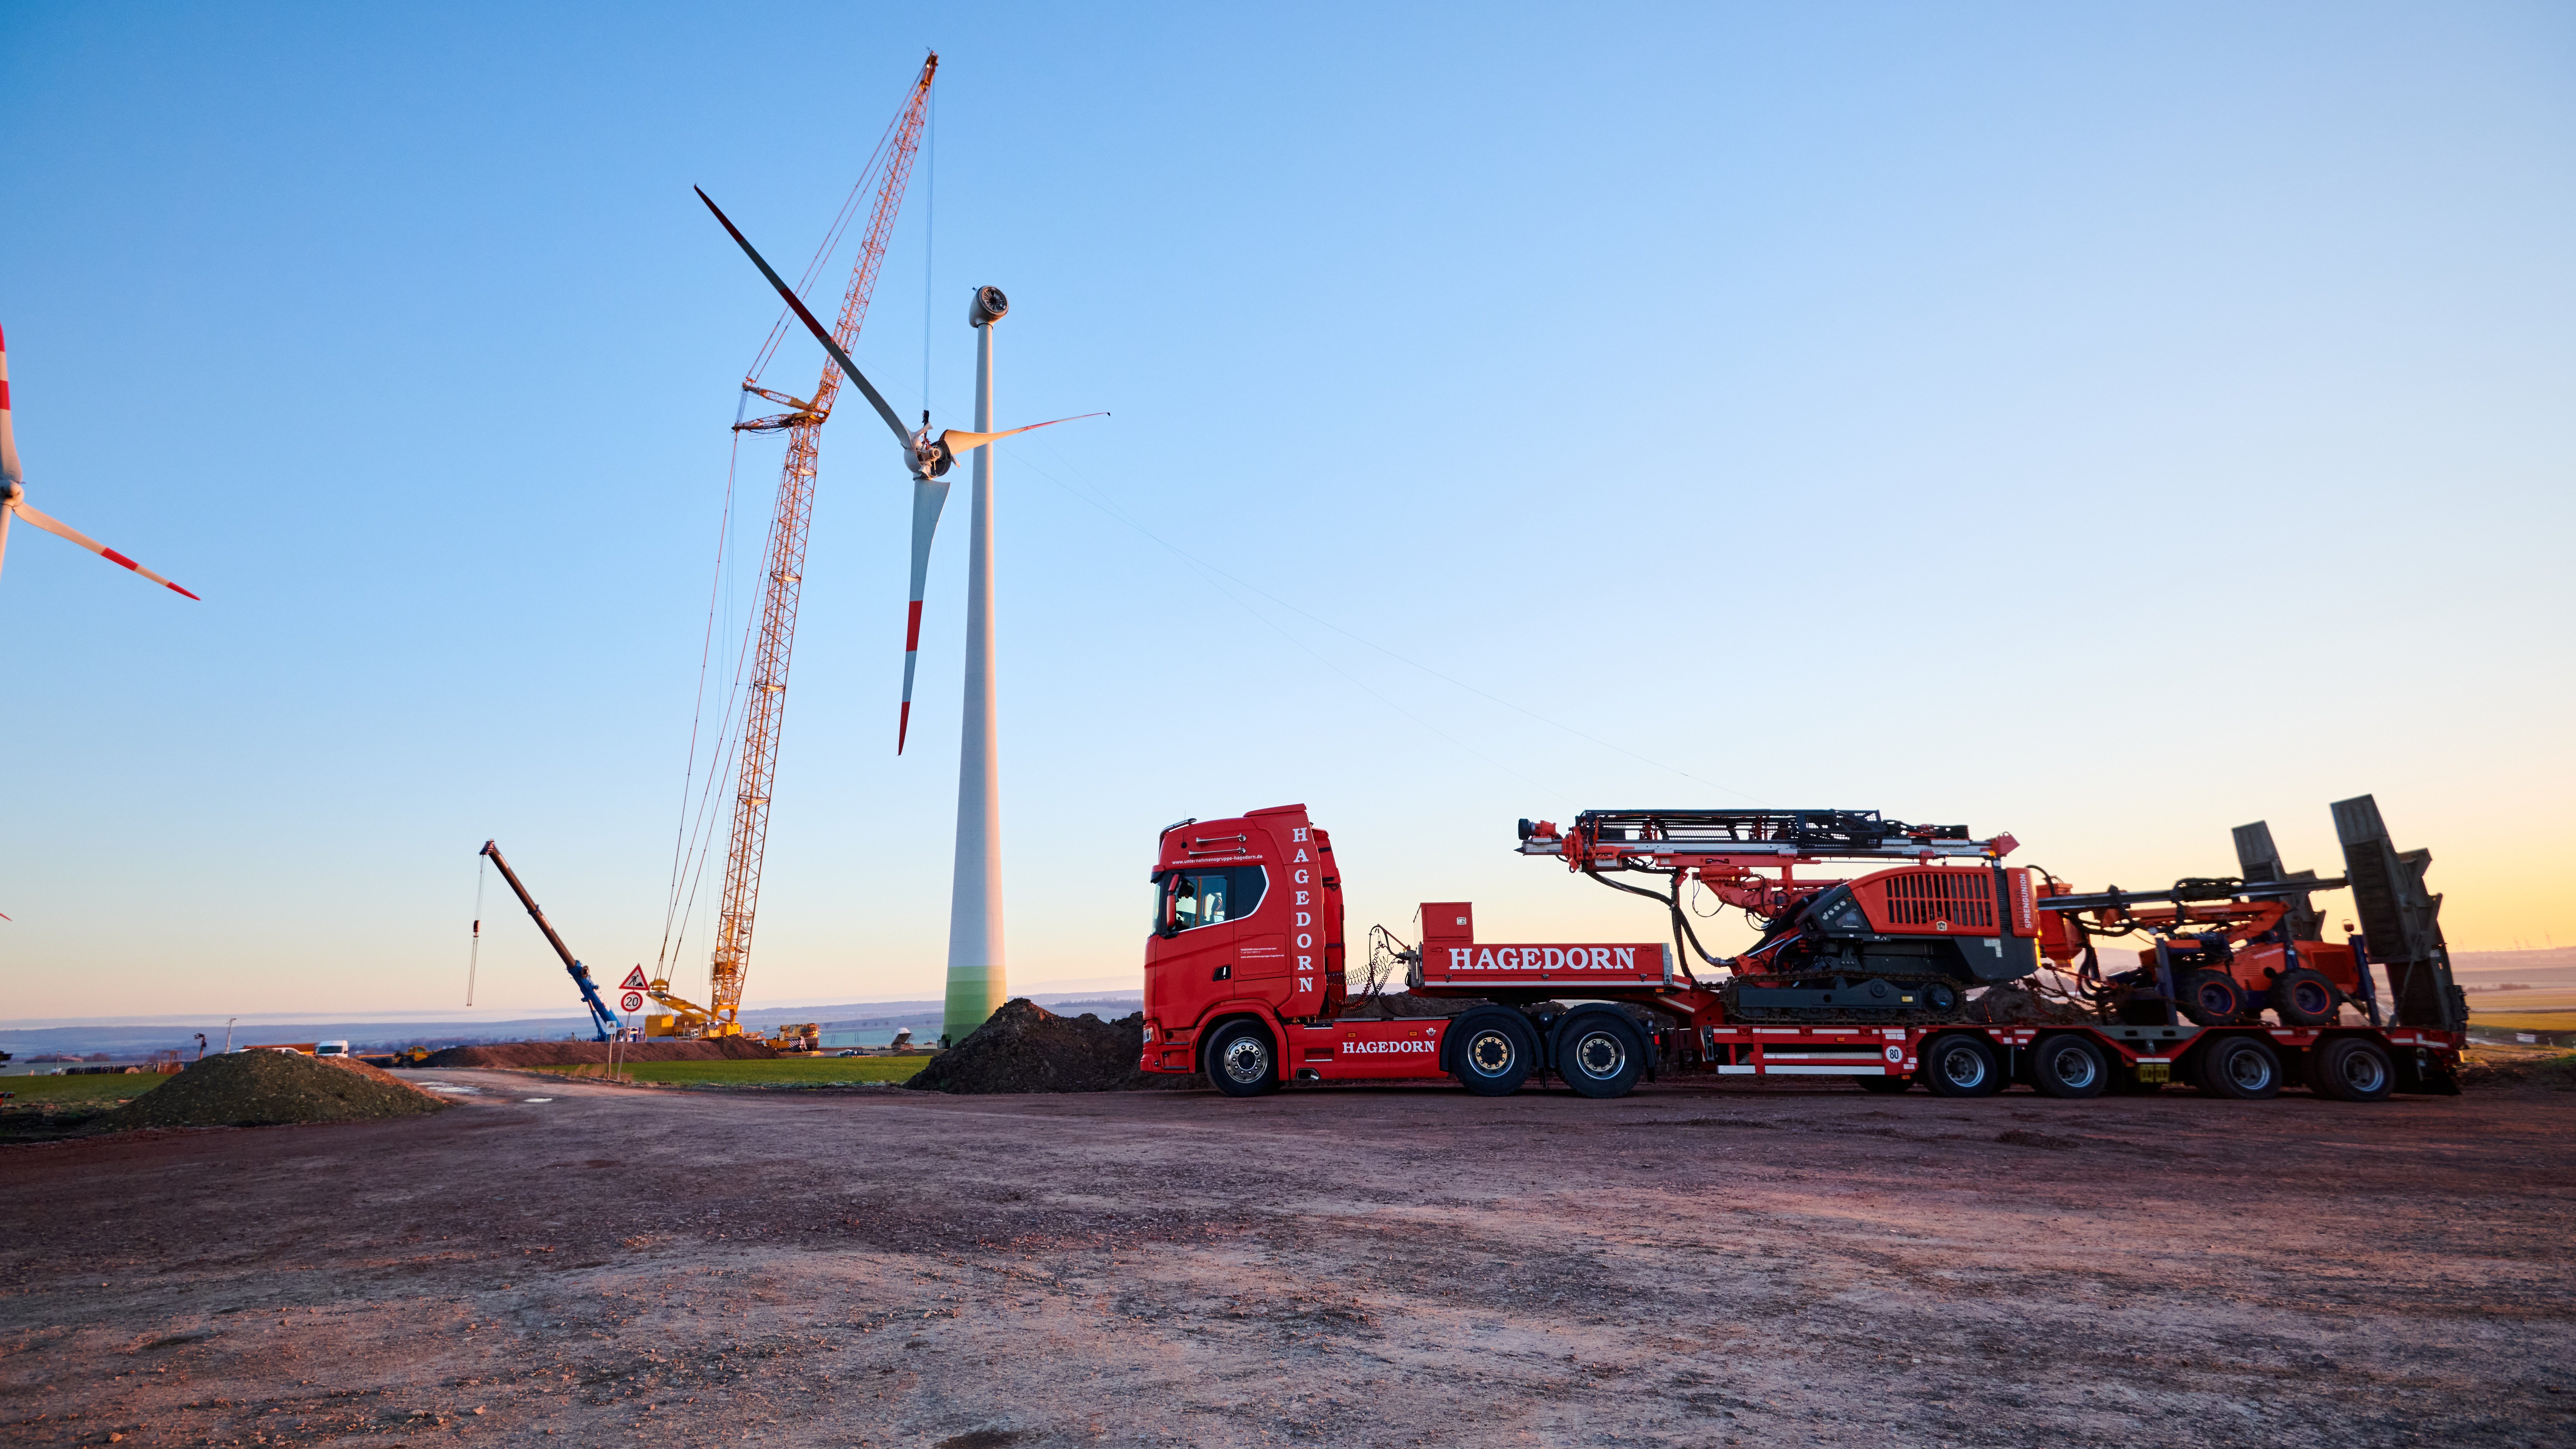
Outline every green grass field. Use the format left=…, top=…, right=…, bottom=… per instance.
left=2467, top=986, right=2576, bottom=1032
left=532, top=1056, right=931, bottom=1086
left=0, top=1072, right=173, bottom=1107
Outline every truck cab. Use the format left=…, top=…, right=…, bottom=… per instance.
left=1142, top=806, right=1347, bottom=1075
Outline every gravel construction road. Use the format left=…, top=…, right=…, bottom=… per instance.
left=5, top=1070, right=2571, bottom=1448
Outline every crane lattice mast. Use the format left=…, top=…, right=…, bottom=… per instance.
left=703, top=54, right=937, bottom=1032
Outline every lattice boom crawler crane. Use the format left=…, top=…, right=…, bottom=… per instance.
left=1136, top=797, right=2463, bottom=1104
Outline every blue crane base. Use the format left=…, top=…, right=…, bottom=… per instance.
left=566, top=962, right=619, bottom=1043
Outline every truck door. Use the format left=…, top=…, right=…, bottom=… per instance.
left=1155, top=866, right=1252, bottom=997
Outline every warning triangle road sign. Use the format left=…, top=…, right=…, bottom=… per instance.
left=620, top=966, right=651, bottom=991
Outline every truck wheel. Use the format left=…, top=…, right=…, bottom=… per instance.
left=1853, top=1073, right=1910, bottom=1094
left=1555, top=1012, right=1645, bottom=1099
left=2031, top=1034, right=2109, bottom=1100
left=1204, top=1020, right=1279, bottom=1098
left=1450, top=1011, right=1536, bottom=1097
left=2192, top=1034, right=2283, bottom=1100
left=1921, top=1034, right=2002, bottom=1098
left=2305, top=1036, right=2394, bottom=1102
left=2177, top=969, right=2250, bottom=1026
left=2270, top=968, right=2339, bottom=1027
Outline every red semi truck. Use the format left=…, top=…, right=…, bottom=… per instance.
left=1137, top=798, right=2466, bottom=1104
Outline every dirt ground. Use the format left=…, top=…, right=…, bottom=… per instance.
left=5, top=1069, right=2571, bottom=1449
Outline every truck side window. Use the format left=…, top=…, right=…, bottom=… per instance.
left=1166, top=868, right=1266, bottom=931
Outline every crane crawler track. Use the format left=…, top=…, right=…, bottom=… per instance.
left=1723, top=971, right=1971, bottom=1025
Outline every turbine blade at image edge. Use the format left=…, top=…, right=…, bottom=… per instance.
left=11, top=501, right=201, bottom=599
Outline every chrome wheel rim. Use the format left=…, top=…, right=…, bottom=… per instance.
left=1218, top=1036, right=1269, bottom=1086
left=1465, top=1029, right=1516, bottom=1077
left=1570, top=1029, right=1626, bottom=1080
left=2341, top=1050, right=2388, bottom=1094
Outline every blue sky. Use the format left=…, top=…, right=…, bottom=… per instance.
left=2, top=2, right=2569, bottom=1019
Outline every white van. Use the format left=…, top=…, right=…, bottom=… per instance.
left=314, top=1040, right=351, bottom=1058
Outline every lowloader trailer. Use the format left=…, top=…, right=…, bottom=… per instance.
left=1136, top=797, right=2463, bottom=1103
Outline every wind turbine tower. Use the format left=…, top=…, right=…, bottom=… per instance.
left=944, top=285, right=1010, bottom=1045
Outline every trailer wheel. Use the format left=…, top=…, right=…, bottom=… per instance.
left=1450, top=1011, right=1536, bottom=1097
left=2177, top=969, right=2250, bottom=1027
left=1921, top=1034, right=2002, bottom=1098
left=2269, top=968, right=2339, bottom=1027
left=2305, top=1036, right=2394, bottom=1103
left=1204, top=1020, right=1279, bottom=1098
left=2192, top=1034, right=2282, bottom=1100
left=2031, top=1034, right=2109, bottom=1100
left=1555, top=1012, right=1645, bottom=1099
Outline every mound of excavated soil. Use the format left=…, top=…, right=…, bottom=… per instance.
left=94, top=1052, right=450, bottom=1131
left=420, top=1038, right=779, bottom=1068
left=905, top=999, right=1203, bottom=1094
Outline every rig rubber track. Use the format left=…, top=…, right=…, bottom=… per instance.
left=1722, top=971, right=1972, bottom=1026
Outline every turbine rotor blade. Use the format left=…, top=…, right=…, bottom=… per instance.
left=693, top=187, right=915, bottom=455
left=0, top=322, right=21, bottom=489
left=11, top=501, right=201, bottom=599
left=938, top=412, right=1108, bottom=454
left=897, top=474, right=954, bottom=754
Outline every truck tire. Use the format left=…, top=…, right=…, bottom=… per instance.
left=2031, top=1034, right=2109, bottom=1100
left=2177, top=969, right=2250, bottom=1026
left=1449, top=1010, right=1536, bottom=1097
left=1203, top=1020, right=1279, bottom=1098
left=2192, top=1034, right=2283, bottom=1100
left=1921, top=1034, right=2002, bottom=1098
left=2305, top=1036, right=2394, bottom=1102
left=2269, top=967, right=2339, bottom=1027
left=1555, top=1011, right=1645, bottom=1099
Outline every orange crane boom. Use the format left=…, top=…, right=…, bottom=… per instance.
left=676, top=54, right=937, bottom=1035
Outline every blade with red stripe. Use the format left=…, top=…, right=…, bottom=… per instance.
left=0, top=322, right=22, bottom=492
left=11, top=501, right=201, bottom=599
left=897, top=474, right=953, bottom=753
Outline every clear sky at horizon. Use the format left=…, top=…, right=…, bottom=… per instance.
left=2, top=3, right=2570, bottom=1020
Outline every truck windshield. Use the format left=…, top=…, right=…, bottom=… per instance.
left=1158, top=868, right=1266, bottom=932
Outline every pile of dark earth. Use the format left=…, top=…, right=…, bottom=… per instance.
left=90, top=1051, right=450, bottom=1132
left=905, top=999, right=1207, bottom=1093
left=420, top=1037, right=778, bottom=1068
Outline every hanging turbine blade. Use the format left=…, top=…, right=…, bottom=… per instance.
left=937, top=412, right=1109, bottom=454
left=897, top=474, right=954, bottom=754
left=0, top=503, right=11, bottom=586
left=9, top=500, right=201, bottom=599
left=694, top=187, right=915, bottom=456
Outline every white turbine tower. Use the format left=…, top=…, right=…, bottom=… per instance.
left=944, top=285, right=1009, bottom=1046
